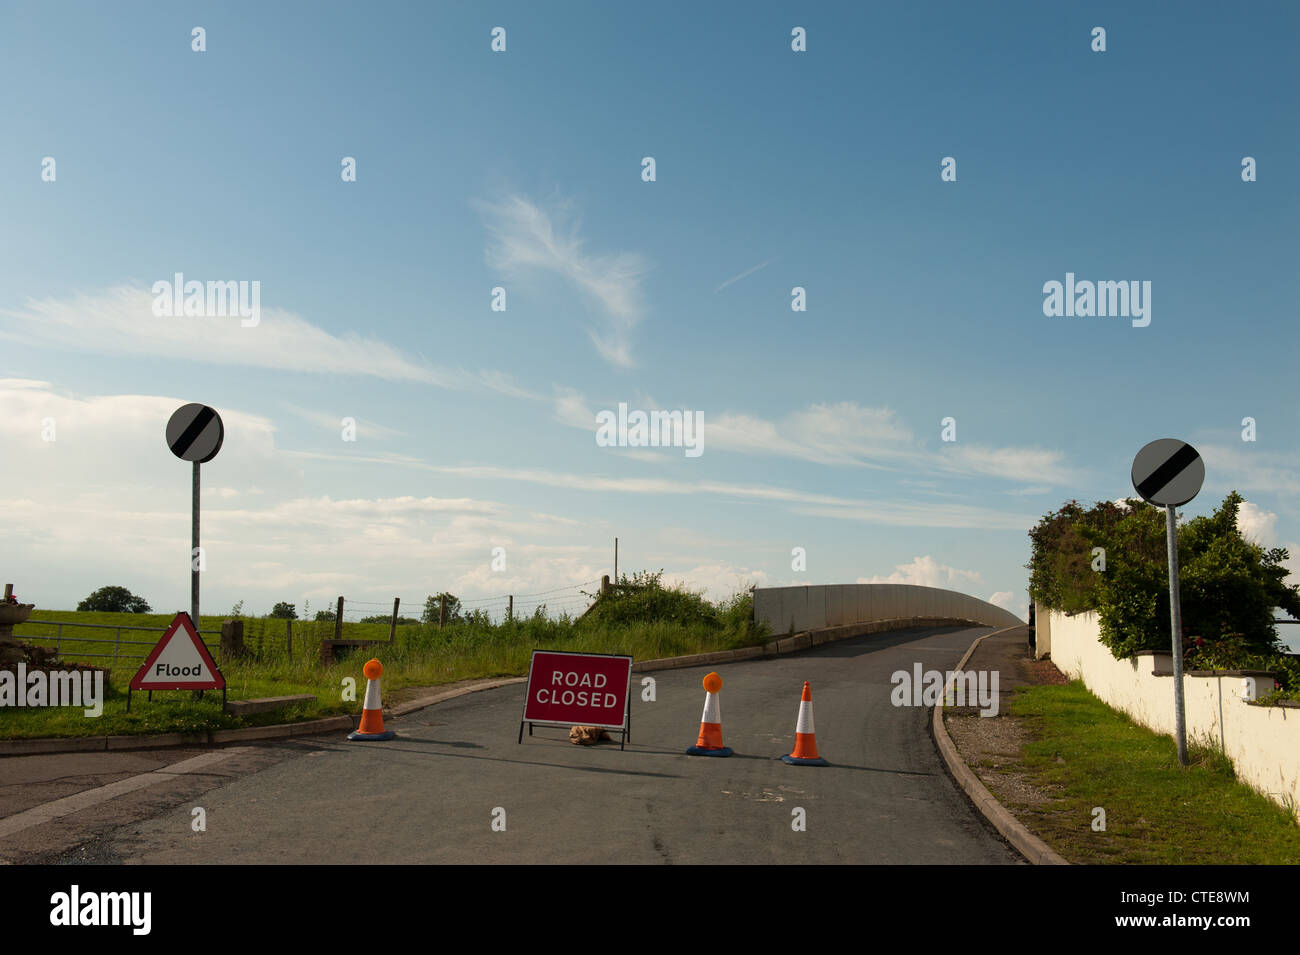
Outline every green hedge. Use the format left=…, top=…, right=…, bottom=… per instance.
left=1027, top=492, right=1300, bottom=671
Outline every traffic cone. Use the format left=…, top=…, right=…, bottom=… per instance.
left=780, top=681, right=828, bottom=765
left=686, top=671, right=732, bottom=757
left=347, top=658, right=396, bottom=741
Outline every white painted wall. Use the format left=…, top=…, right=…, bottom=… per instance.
left=1049, top=609, right=1299, bottom=820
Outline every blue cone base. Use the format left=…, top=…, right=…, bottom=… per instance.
left=686, top=745, right=733, bottom=757
left=347, top=730, right=396, bottom=741
left=781, top=754, right=828, bottom=766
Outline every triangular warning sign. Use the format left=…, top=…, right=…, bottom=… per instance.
left=130, top=612, right=225, bottom=691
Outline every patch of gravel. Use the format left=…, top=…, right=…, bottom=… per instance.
left=943, top=634, right=1071, bottom=813
left=944, top=711, right=1057, bottom=808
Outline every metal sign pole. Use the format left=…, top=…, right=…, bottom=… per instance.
left=1165, top=503, right=1188, bottom=766
left=168, top=402, right=222, bottom=632
left=1131, top=437, right=1203, bottom=770
left=192, top=461, right=201, bottom=626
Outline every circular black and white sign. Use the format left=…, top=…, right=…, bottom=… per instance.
left=1131, top=438, right=1203, bottom=507
left=166, top=403, right=224, bottom=463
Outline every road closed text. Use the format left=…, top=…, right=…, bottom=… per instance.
left=535, top=670, right=618, bottom=708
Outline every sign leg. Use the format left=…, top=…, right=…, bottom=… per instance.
left=1166, top=504, right=1189, bottom=767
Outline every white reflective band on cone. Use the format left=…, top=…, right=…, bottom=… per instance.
left=362, top=679, right=382, bottom=711
left=700, top=691, right=721, bottom=724
left=795, top=700, right=815, bottom=735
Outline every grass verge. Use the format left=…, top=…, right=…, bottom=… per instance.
left=980, top=680, right=1300, bottom=864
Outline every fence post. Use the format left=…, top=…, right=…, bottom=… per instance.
left=114, top=627, right=122, bottom=665
left=439, top=595, right=447, bottom=629
left=335, top=596, right=344, bottom=641
left=220, top=619, right=246, bottom=659
left=601, top=575, right=610, bottom=596
left=389, top=598, right=400, bottom=643
left=507, top=595, right=513, bottom=622
left=2, top=584, right=11, bottom=601
left=286, top=617, right=293, bottom=659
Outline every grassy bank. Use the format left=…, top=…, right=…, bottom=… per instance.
left=992, top=681, right=1300, bottom=863
left=1, top=577, right=765, bottom=739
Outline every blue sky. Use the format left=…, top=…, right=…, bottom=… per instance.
left=2, top=1, right=1297, bottom=631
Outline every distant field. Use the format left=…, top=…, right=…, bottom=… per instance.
left=12, top=609, right=419, bottom=669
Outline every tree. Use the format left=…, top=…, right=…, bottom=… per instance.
left=1028, top=492, right=1300, bottom=659
left=422, top=593, right=462, bottom=624
left=314, top=610, right=335, bottom=621
left=269, top=602, right=297, bottom=620
left=77, top=586, right=151, bottom=613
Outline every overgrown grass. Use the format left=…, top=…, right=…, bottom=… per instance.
left=1, top=579, right=766, bottom=739
left=992, top=680, right=1300, bottom=864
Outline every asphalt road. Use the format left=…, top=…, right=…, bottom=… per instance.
left=18, top=624, right=1020, bottom=864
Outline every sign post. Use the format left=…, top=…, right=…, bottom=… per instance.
left=166, top=404, right=224, bottom=627
left=519, top=650, right=633, bottom=749
left=1131, top=438, right=1205, bottom=767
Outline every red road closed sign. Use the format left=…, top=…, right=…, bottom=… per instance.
left=522, top=650, right=632, bottom=730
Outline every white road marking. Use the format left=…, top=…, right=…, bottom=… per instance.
left=0, top=747, right=252, bottom=840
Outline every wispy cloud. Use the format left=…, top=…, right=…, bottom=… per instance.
left=0, top=287, right=536, bottom=397
left=547, top=390, right=1076, bottom=485
left=283, top=404, right=405, bottom=440
left=281, top=451, right=1038, bottom=530
left=475, top=193, right=652, bottom=367
left=714, top=257, right=776, bottom=293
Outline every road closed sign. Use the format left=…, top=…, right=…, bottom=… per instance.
left=522, top=650, right=632, bottom=731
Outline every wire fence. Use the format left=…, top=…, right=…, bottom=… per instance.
left=339, top=580, right=602, bottom=625
left=9, top=579, right=605, bottom=667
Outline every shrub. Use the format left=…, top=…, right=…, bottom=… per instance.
left=1028, top=492, right=1300, bottom=660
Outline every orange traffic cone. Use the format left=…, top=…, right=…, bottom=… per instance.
left=347, top=658, right=396, bottom=741
left=780, top=681, right=828, bottom=765
left=686, top=671, right=732, bottom=757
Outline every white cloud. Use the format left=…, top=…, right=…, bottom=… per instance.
left=936, top=444, right=1074, bottom=486
left=1197, top=443, right=1300, bottom=496
left=988, top=590, right=1028, bottom=623
left=476, top=193, right=652, bottom=367
left=1281, top=542, right=1300, bottom=587
left=1237, top=500, right=1278, bottom=547
left=0, top=381, right=607, bottom=615
left=857, top=555, right=984, bottom=589
left=662, top=563, right=770, bottom=603
left=988, top=591, right=1014, bottom=610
